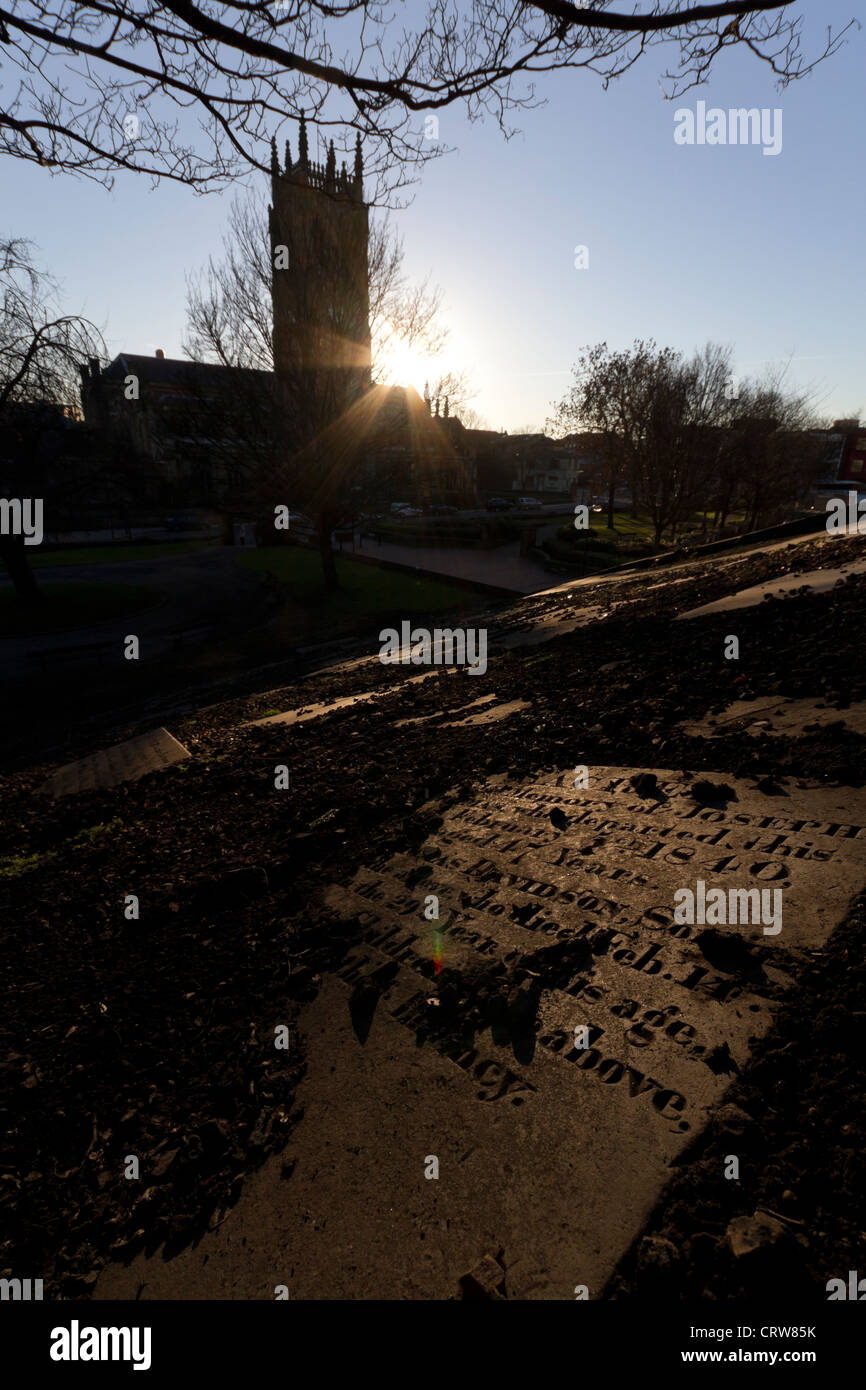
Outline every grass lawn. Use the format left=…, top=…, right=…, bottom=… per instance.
left=28, top=540, right=213, bottom=568
left=238, top=546, right=481, bottom=646
left=0, top=582, right=160, bottom=636
left=584, top=513, right=655, bottom=541
left=575, top=510, right=750, bottom=545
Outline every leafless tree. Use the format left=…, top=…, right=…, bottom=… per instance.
left=550, top=340, right=647, bottom=531
left=552, top=339, right=736, bottom=542
left=554, top=338, right=825, bottom=543
left=0, top=238, right=104, bottom=598
left=725, top=368, right=821, bottom=531
left=369, top=224, right=449, bottom=377
left=0, top=4, right=852, bottom=199
left=183, top=185, right=454, bottom=586
left=459, top=405, right=490, bottom=432
left=185, top=190, right=447, bottom=378
left=424, top=369, right=477, bottom=417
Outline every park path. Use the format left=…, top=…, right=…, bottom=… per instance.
left=344, top=523, right=563, bottom=594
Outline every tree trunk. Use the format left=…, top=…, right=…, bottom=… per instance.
left=0, top=537, right=44, bottom=602
left=607, top=476, right=616, bottom=532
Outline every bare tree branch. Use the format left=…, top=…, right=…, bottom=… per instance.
left=0, top=3, right=853, bottom=199
left=0, top=237, right=106, bottom=596
left=184, top=185, right=449, bottom=376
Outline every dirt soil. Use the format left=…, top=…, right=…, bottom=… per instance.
left=2, top=530, right=865, bottom=1297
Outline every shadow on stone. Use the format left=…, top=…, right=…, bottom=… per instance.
left=695, top=927, right=766, bottom=982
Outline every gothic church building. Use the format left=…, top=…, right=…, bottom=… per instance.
left=268, top=116, right=372, bottom=440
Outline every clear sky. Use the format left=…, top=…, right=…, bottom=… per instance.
left=3, top=1, right=862, bottom=433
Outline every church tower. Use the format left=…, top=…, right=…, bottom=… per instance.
left=269, top=118, right=371, bottom=441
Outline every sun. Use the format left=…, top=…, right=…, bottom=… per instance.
left=378, top=339, right=442, bottom=398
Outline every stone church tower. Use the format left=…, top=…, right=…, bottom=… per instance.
left=269, top=116, right=372, bottom=442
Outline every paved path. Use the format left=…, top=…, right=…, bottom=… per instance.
left=345, top=525, right=563, bottom=595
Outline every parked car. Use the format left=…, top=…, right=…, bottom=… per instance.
left=429, top=503, right=459, bottom=515
left=395, top=506, right=422, bottom=518
left=281, top=510, right=316, bottom=541
left=516, top=497, right=543, bottom=510
left=486, top=497, right=513, bottom=512
left=390, top=501, right=412, bottom=513
left=166, top=514, right=201, bottom=532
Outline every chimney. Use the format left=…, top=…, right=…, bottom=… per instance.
left=155, top=348, right=165, bottom=359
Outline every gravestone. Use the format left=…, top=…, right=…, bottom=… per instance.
left=682, top=696, right=866, bottom=741
left=312, top=765, right=866, bottom=1296
left=245, top=671, right=457, bottom=728
left=496, top=607, right=606, bottom=649
left=442, top=698, right=529, bottom=727
left=42, top=727, right=191, bottom=798
left=677, top=552, right=866, bottom=620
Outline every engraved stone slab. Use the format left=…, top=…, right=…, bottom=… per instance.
left=245, top=670, right=457, bottom=727
left=677, top=553, right=866, bottom=619
left=313, top=766, right=866, bottom=1296
left=682, top=696, right=866, bottom=741
left=442, top=698, right=529, bottom=728
left=43, top=728, right=191, bottom=798
left=496, top=607, right=606, bottom=649
left=395, top=695, right=498, bottom=728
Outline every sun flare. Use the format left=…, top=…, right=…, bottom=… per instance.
left=378, top=340, right=443, bottom=398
